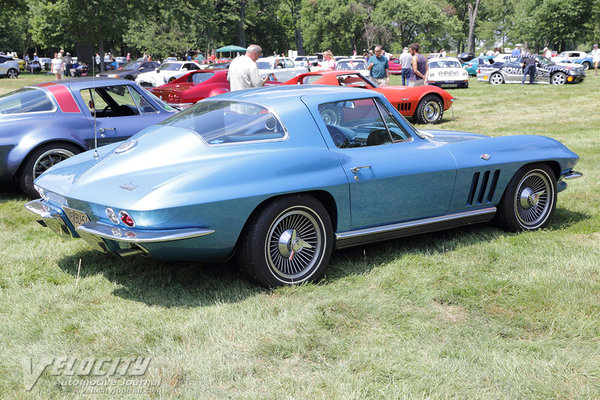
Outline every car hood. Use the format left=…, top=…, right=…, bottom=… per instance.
left=35, top=125, right=210, bottom=208
left=98, top=69, right=137, bottom=76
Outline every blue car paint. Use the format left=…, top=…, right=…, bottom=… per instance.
left=0, top=79, right=175, bottom=182
left=31, top=85, right=580, bottom=262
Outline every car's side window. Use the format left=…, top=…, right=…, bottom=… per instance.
left=285, top=59, right=294, bottom=68
left=318, top=98, right=396, bottom=148
left=80, top=86, right=141, bottom=118
left=129, top=87, right=157, bottom=114
left=374, top=99, right=411, bottom=142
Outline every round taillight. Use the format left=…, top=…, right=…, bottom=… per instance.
left=119, top=211, right=135, bottom=227
left=106, top=208, right=119, bottom=225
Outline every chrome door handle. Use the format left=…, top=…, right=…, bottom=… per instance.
left=98, top=127, right=116, bottom=133
left=350, top=166, right=371, bottom=173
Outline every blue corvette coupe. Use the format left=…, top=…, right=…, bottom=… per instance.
left=0, top=78, right=176, bottom=197
left=26, top=86, right=581, bottom=287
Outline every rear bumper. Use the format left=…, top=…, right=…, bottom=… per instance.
left=25, top=199, right=215, bottom=257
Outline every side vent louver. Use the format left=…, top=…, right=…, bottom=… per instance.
left=467, top=170, right=500, bottom=206
left=397, top=103, right=412, bottom=112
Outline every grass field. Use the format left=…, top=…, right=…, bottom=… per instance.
left=1, top=73, right=599, bottom=399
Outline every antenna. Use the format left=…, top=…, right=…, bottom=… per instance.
left=92, top=56, right=98, bottom=159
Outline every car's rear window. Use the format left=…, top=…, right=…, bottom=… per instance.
left=191, top=72, right=214, bottom=84
left=0, top=88, right=54, bottom=115
left=161, top=100, right=286, bottom=145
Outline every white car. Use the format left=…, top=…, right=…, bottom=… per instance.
left=293, top=56, right=318, bottom=69
left=427, top=57, right=469, bottom=88
left=136, top=61, right=202, bottom=87
left=256, top=57, right=308, bottom=82
left=335, top=58, right=368, bottom=73
left=0, top=55, right=20, bottom=78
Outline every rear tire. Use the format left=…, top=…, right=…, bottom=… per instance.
left=489, top=72, right=504, bottom=85
left=18, top=143, right=80, bottom=198
left=582, top=62, right=590, bottom=70
left=414, top=94, right=443, bottom=124
left=495, top=164, right=557, bottom=232
left=7, top=68, right=18, bottom=78
left=237, top=194, right=333, bottom=287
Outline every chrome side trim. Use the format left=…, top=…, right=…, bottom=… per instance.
left=335, top=207, right=496, bottom=249
left=76, top=221, right=215, bottom=243
left=563, top=170, right=582, bottom=179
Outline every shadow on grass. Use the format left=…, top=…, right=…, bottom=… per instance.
left=0, top=183, right=27, bottom=203
left=58, top=250, right=261, bottom=308
left=55, top=206, right=590, bottom=307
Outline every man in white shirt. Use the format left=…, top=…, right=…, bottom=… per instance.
left=399, top=47, right=412, bottom=86
left=228, top=44, right=269, bottom=91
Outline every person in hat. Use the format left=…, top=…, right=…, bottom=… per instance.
left=399, top=47, right=412, bottom=86
left=63, top=52, right=73, bottom=77
left=511, top=44, right=522, bottom=57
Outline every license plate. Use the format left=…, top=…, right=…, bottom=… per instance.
left=63, top=207, right=90, bottom=228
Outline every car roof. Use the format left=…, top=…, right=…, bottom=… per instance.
left=211, top=84, right=384, bottom=109
left=428, top=57, right=461, bottom=63
left=31, top=78, right=140, bottom=90
left=257, top=56, right=291, bottom=61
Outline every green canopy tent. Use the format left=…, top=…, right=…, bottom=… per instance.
left=216, top=45, right=247, bottom=59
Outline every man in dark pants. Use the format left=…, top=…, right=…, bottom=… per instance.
left=521, top=54, right=537, bottom=84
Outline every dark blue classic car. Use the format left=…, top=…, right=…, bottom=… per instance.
left=27, top=86, right=581, bottom=287
left=0, top=78, right=176, bottom=197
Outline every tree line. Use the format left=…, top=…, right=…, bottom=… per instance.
left=1, top=0, right=598, bottom=61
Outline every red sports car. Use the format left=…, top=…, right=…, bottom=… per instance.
left=148, top=69, right=230, bottom=109
left=283, top=71, right=454, bottom=124
left=388, top=57, right=403, bottom=75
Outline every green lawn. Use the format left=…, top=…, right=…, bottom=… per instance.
left=1, top=74, right=599, bottom=399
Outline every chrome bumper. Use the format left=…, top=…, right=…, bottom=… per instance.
left=563, top=170, right=582, bottom=179
left=25, top=199, right=72, bottom=236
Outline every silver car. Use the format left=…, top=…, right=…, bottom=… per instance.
left=0, top=55, right=20, bottom=78
left=478, top=56, right=585, bottom=85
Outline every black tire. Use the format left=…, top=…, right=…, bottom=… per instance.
left=414, top=94, right=443, bottom=124
left=18, top=143, right=80, bottom=198
left=495, top=164, right=557, bottom=232
left=489, top=72, right=504, bottom=85
left=582, top=62, right=591, bottom=70
left=7, top=68, right=18, bottom=78
left=237, top=194, right=333, bottom=287
left=551, top=72, right=567, bottom=85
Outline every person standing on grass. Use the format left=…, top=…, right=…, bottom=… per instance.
left=408, top=43, right=427, bottom=87
left=367, top=45, right=390, bottom=86
left=51, top=53, right=63, bottom=80
left=592, top=44, right=600, bottom=76
left=399, top=47, right=412, bottom=86
left=521, top=53, right=538, bottom=84
left=227, top=44, right=269, bottom=91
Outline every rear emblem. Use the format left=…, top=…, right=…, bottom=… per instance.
left=119, top=182, right=138, bottom=191
left=481, top=154, right=491, bottom=160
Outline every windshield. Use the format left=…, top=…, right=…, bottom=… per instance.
left=336, top=60, right=366, bottom=70
left=429, top=60, right=462, bottom=68
left=191, top=72, right=214, bottom=84
left=118, top=61, right=141, bottom=70
left=256, top=62, right=272, bottom=69
left=160, top=100, right=286, bottom=145
left=158, top=63, right=182, bottom=71
left=0, top=88, right=54, bottom=115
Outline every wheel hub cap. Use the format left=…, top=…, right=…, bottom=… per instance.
left=278, top=229, right=310, bottom=257
left=519, top=187, right=540, bottom=209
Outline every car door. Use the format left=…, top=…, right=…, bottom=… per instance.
left=306, top=96, right=457, bottom=229
left=77, top=84, right=163, bottom=147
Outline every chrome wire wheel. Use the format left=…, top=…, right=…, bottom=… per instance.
left=265, top=206, right=325, bottom=283
left=32, top=149, right=75, bottom=180
left=319, top=107, right=341, bottom=125
left=513, top=169, right=554, bottom=229
left=490, top=73, right=504, bottom=85
left=551, top=72, right=566, bottom=85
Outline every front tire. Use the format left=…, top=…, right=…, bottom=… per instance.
left=7, top=68, right=18, bottom=78
left=551, top=72, right=567, bottom=85
left=582, top=62, right=591, bottom=70
left=414, top=94, right=443, bottom=124
left=18, top=143, right=80, bottom=198
left=237, top=195, right=333, bottom=287
left=495, top=164, right=557, bottom=232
